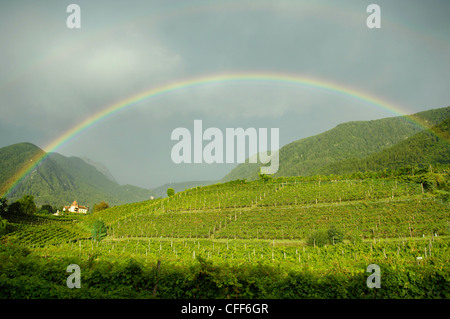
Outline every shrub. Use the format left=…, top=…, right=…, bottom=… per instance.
left=167, top=188, right=175, bottom=197
left=0, top=217, right=8, bottom=236
left=307, top=229, right=329, bottom=247
left=91, top=220, right=107, bottom=242
left=327, top=225, right=344, bottom=244
left=94, top=201, right=109, bottom=213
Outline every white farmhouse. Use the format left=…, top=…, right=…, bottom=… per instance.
left=63, top=201, right=89, bottom=214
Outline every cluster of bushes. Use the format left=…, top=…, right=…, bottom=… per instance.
left=0, top=195, right=37, bottom=216
left=307, top=226, right=346, bottom=247
left=0, top=217, right=9, bottom=237
left=0, top=244, right=448, bottom=299
left=0, top=196, right=62, bottom=217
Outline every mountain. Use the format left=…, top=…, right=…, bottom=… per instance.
left=80, top=156, right=117, bottom=183
left=318, top=117, right=450, bottom=175
left=222, top=106, right=450, bottom=181
left=0, top=143, right=154, bottom=209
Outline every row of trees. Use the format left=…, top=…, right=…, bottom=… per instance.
left=0, top=196, right=112, bottom=217
left=0, top=195, right=37, bottom=216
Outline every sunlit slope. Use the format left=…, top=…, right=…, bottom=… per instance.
left=93, top=177, right=449, bottom=241
left=222, top=106, right=450, bottom=181
left=319, top=117, right=450, bottom=175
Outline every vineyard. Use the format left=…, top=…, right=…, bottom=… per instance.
left=1, top=175, right=449, bottom=298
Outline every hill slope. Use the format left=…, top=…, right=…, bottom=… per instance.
left=0, top=142, right=153, bottom=209
left=222, top=106, right=450, bottom=181
left=318, top=117, right=450, bottom=175
left=80, top=156, right=117, bottom=183
left=151, top=180, right=218, bottom=198
left=2, top=164, right=449, bottom=299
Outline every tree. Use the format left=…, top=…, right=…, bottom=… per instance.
left=259, top=173, right=272, bottom=182
left=167, top=188, right=175, bottom=197
left=0, top=197, right=8, bottom=217
left=327, top=225, right=344, bottom=245
left=307, top=226, right=344, bottom=247
left=94, top=201, right=109, bottom=213
left=6, top=195, right=36, bottom=215
left=18, top=195, right=36, bottom=215
left=91, top=219, right=107, bottom=241
left=39, top=204, right=54, bottom=215
left=307, top=229, right=329, bottom=247
left=8, top=201, right=24, bottom=215
left=0, top=216, right=8, bottom=236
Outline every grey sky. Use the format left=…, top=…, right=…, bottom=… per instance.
left=1, top=0, right=449, bottom=188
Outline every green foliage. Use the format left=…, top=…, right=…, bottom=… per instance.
left=0, top=243, right=31, bottom=257
left=307, top=226, right=345, bottom=247
left=39, top=204, right=54, bottom=215
left=258, top=173, right=272, bottom=182
left=307, top=229, right=330, bottom=247
left=320, top=118, right=450, bottom=176
left=94, top=201, right=109, bottom=213
left=4, top=195, right=37, bottom=216
left=91, top=220, right=107, bottom=242
left=18, top=195, right=36, bottom=215
left=0, top=198, right=7, bottom=217
left=327, top=225, right=344, bottom=244
left=167, top=188, right=175, bottom=197
left=0, top=217, right=8, bottom=236
left=1, top=243, right=449, bottom=298
left=6, top=201, right=22, bottom=215
left=152, top=180, right=217, bottom=198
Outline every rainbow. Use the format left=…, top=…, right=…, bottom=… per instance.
left=0, top=71, right=444, bottom=198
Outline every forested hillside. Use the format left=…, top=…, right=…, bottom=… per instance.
left=222, top=106, right=450, bottom=181
left=319, top=117, right=450, bottom=175
left=0, top=143, right=153, bottom=208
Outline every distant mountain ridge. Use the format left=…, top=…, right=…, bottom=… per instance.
left=80, top=156, right=117, bottom=183
left=0, top=143, right=153, bottom=209
left=222, top=106, right=450, bottom=181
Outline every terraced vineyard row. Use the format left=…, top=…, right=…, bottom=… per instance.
left=257, top=180, right=422, bottom=206
left=215, top=198, right=449, bottom=240
left=107, top=197, right=448, bottom=240
left=33, top=235, right=450, bottom=270
left=4, top=223, right=90, bottom=246
left=158, top=180, right=423, bottom=212
left=84, top=199, right=164, bottom=226
left=162, top=183, right=273, bottom=211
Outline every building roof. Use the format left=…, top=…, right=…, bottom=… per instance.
left=65, top=201, right=88, bottom=210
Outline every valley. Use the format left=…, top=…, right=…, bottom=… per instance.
left=0, top=106, right=449, bottom=299
left=1, top=168, right=449, bottom=298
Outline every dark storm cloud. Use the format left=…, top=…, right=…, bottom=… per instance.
left=0, top=0, right=449, bottom=188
